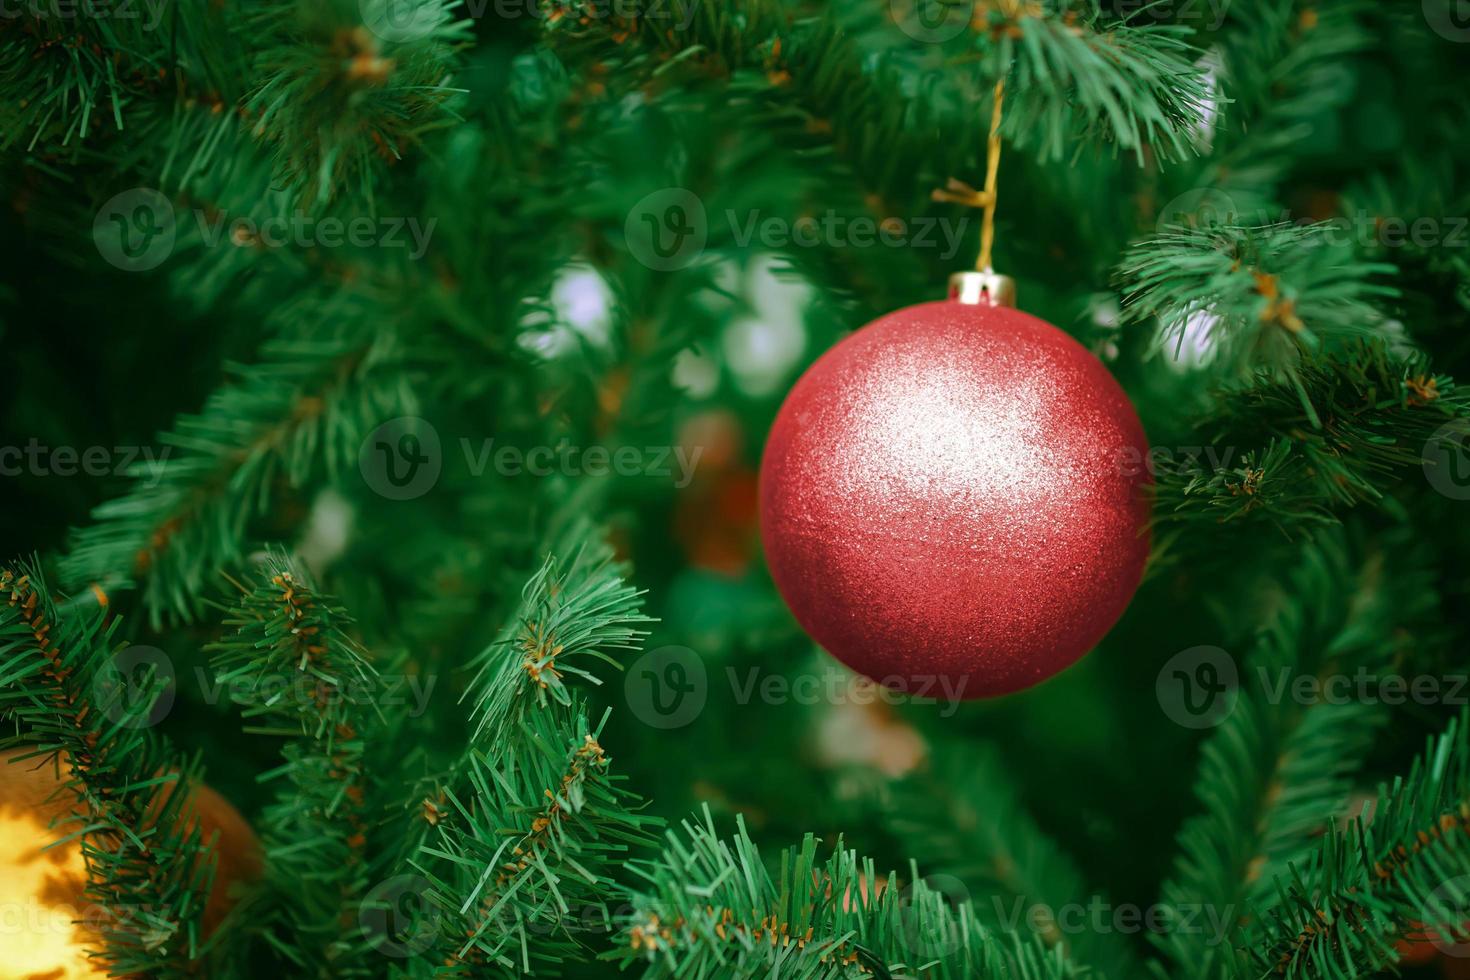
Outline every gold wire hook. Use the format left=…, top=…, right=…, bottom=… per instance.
left=932, top=78, right=1006, bottom=272
left=934, top=78, right=1014, bottom=306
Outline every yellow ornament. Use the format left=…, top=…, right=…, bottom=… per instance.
left=0, top=750, right=261, bottom=980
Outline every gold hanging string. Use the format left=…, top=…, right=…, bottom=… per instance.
left=932, top=77, right=1006, bottom=272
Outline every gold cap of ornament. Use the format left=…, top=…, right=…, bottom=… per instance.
left=933, top=78, right=1015, bottom=308
left=948, top=269, right=1017, bottom=307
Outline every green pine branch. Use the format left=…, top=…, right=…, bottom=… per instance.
left=980, top=0, right=1210, bottom=164
left=413, top=704, right=655, bottom=973
left=1248, top=707, right=1470, bottom=978
left=543, top=0, right=983, bottom=213
left=545, top=0, right=1206, bottom=193
left=886, top=743, right=1142, bottom=980
left=244, top=0, right=470, bottom=208
left=3, top=0, right=467, bottom=207
left=1152, top=531, right=1437, bottom=978
left=60, top=327, right=418, bottom=625
left=1197, top=0, right=1373, bottom=200
left=208, top=551, right=381, bottom=975
left=0, top=560, right=218, bottom=976
left=465, top=524, right=654, bottom=744
left=610, top=804, right=1076, bottom=979
left=1152, top=341, right=1469, bottom=533
left=0, top=10, right=188, bottom=151
left=406, top=521, right=659, bottom=973
left=539, top=2, right=979, bottom=323
left=1118, top=222, right=1395, bottom=380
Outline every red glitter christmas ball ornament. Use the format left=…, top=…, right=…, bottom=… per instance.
left=760, top=280, right=1151, bottom=699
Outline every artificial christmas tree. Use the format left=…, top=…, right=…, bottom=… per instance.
left=3, top=0, right=1470, bottom=977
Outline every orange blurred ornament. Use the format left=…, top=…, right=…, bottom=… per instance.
left=674, top=410, right=760, bottom=575
left=0, top=750, right=262, bottom=980
left=1393, top=926, right=1470, bottom=976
